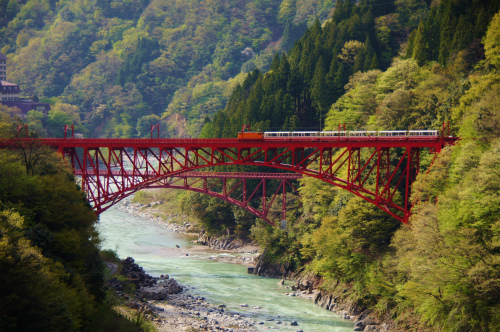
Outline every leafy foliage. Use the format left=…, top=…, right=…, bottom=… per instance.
left=4, top=0, right=337, bottom=138
left=209, top=0, right=406, bottom=137
left=406, top=0, right=500, bottom=66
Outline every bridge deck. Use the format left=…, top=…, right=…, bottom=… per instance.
left=0, top=135, right=459, bottom=223
left=74, top=170, right=302, bottom=179
left=1, top=136, right=458, bottom=149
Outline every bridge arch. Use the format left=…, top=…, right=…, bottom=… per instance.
left=70, top=144, right=420, bottom=223
left=0, top=137, right=456, bottom=223
left=137, top=172, right=302, bottom=227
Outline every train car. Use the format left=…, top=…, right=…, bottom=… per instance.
left=348, top=131, right=377, bottom=139
left=378, top=130, right=408, bottom=139
left=408, top=130, right=439, bottom=138
left=319, top=131, right=348, bottom=138
left=291, top=131, right=320, bottom=138
left=237, top=131, right=264, bottom=139
left=264, top=131, right=291, bottom=139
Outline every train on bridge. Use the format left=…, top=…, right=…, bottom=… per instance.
left=237, top=129, right=440, bottom=140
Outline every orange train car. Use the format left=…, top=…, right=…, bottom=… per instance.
left=237, top=131, right=264, bottom=139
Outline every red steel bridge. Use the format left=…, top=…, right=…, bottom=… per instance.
left=0, top=132, right=457, bottom=224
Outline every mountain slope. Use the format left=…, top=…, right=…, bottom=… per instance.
left=2, top=0, right=335, bottom=137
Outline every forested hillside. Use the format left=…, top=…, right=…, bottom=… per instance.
left=0, top=110, right=155, bottom=331
left=2, top=0, right=335, bottom=138
left=181, top=0, right=500, bottom=331
left=4, top=0, right=500, bottom=330
left=202, top=0, right=499, bottom=136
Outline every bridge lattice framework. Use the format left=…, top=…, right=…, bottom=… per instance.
left=0, top=136, right=457, bottom=224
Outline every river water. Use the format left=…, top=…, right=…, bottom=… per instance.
left=98, top=205, right=354, bottom=332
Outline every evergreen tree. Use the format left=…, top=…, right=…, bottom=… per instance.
left=451, top=14, right=474, bottom=52
left=363, top=35, right=375, bottom=71
left=406, top=30, right=417, bottom=59
left=270, top=53, right=281, bottom=72
left=369, top=53, right=379, bottom=70
left=333, top=0, right=354, bottom=24
left=334, top=62, right=349, bottom=97
left=353, top=51, right=366, bottom=73
left=474, top=7, right=489, bottom=39
left=438, top=4, right=457, bottom=65
left=311, top=56, right=329, bottom=127
left=425, top=7, right=440, bottom=60
left=412, top=20, right=430, bottom=66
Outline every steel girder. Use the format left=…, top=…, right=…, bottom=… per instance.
left=1, top=136, right=457, bottom=223
left=148, top=172, right=302, bottom=226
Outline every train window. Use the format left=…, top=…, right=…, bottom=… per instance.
left=291, top=131, right=319, bottom=137
left=379, top=131, right=407, bottom=136
left=319, top=131, right=347, bottom=137
left=408, top=130, right=438, bottom=136
left=349, top=131, right=377, bottom=137
left=264, top=132, right=291, bottom=137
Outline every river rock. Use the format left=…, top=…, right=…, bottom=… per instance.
left=158, top=277, right=183, bottom=294
left=361, top=316, right=380, bottom=325
left=139, top=286, right=169, bottom=300
left=121, top=257, right=157, bottom=287
left=105, top=277, right=125, bottom=291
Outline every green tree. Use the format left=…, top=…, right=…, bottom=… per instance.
left=136, top=114, right=160, bottom=137
left=0, top=146, right=104, bottom=331
left=412, top=20, right=430, bottom=66
left=310, top=56, right=329, bottom=127
left=485, top=10, right=500, bottom=69
left=25, top=110, right=46, bottom=136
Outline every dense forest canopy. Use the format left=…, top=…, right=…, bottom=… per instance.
left=0, top=110, right=104, bottom=330
left=0, top=109, right=153, bottom=331
left=183, top=1, right=500, bottom=331
left=203, top=0, right=500, bottom=137
left=2, top=0, right=500, bottom=331
left=1, top=0, right=337, bottom=138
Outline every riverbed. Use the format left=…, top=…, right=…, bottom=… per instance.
left=98, top=205, right=354, bottom=331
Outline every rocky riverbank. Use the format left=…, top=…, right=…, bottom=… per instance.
left=116, top=198, right=366, bottom=331
left=118, top=199, right=261, bottom=265
left=269, top=275, right=396, bottom=332
left=253, top=257, right=395, bottom=331
left=107, top=257, right=261, bottom=332
left=118, top=199, right=193, bottom=233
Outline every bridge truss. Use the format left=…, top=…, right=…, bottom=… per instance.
left=146, top=172, right=301, bottom=226
left=1, top=136, right=457, bottom=223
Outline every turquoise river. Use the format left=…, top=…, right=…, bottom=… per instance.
left=98, top=205, right=354, bottom=332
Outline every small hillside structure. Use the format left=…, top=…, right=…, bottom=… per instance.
left=0, top=51, right=50, bottom=117
left=0, top=52, right=6, bottom=81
